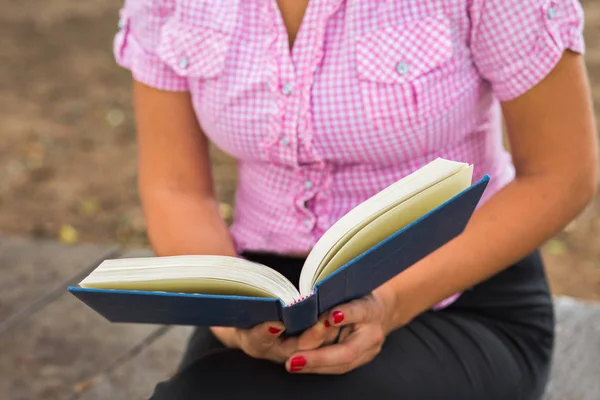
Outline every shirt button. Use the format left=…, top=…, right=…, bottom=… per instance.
left=281, top=137, right=290, bottom=146
left=178, top=56, right=190, bottom=69
left=304, top=180, right=313, bottom=190
left=303, top=219, right=312, bottom=229
left=547, top=5, right=557, bottom=20
left=396, top=61, right=410, bottom=76
left=118, top=19, right=125, bottom=30
left=282, top=82, right=293, bottom=96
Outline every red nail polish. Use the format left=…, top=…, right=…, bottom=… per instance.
left=290, top=356, right=306, bottom=371
left=268, top=326, right=282, bottom=334
left=332, top=310, right=344, bottom=324
left=324, top=320, right=331, bottom=328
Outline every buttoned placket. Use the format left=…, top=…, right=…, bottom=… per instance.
left=284, top=79, right=318, bottom=231
left=547, top=4, right=557, bottom=20
left=265, top=0, right=309, bottom=232
left=269, top=0, right=343, bottom=235
left=279, top=52, right=299, bottom=166
left=296, top=0, right=344, bottom=238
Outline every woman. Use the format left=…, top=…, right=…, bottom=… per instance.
left=115, top=0, right=597, bottom=398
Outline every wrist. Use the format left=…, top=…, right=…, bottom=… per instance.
left=375, top=256, right=445, bottom=334
left=373, top=284, right=405, bottom=335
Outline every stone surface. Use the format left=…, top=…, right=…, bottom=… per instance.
left=0, top=295, right=161, bottom=400
left=77, top=326, right=193, bottom=400
left=0, top=246, right=167, bottom=400
left=0, top=235, right=117, bottom=335
left=543, top=296, right=600, bottom=400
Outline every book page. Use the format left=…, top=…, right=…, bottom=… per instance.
left=81, top=277, right=277, bottom=298
left=313, top=165, right=473, bottom=284
left=78, top=255, right=301, bottom=304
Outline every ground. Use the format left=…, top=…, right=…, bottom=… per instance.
left=0, top=0, right=598, bottom=300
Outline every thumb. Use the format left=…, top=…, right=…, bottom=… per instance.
left=297, top=318, right=336, bottom=350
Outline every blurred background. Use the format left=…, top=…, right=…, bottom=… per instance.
left=0, top=2, right=599, bottom=399
left=0, top=0, right=598, bottom=303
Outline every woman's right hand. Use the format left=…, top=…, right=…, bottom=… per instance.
left=211, top=318, right=340, bottom=363
left=211, top=323, right=296, bottom=363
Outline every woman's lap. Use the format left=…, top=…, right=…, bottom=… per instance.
left=150, top=251, right=554, bottom=400
left=151, top=312, right=551, bottom=399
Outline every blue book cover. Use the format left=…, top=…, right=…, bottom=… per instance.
left=69, top=175, right=489, bottom=335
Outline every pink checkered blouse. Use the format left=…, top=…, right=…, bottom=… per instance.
left=114, top=0, right=584, bottom=307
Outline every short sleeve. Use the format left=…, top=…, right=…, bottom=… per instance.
left=469, top=0, right=585, bottom=101
left=114, top=0, right=189, bottom=91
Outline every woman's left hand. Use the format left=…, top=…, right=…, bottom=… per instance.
left=285, top=287, right=399, bottom=374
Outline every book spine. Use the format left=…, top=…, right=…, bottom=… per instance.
left=280, top=291, right=319, bottom=335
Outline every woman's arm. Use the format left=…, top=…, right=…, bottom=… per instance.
left=133, top=80, right=311, bottom=357
left=380, top=50, right=598, bottom=333
left=133, top=80, right=236, bottom=346
left=284, top=50, right=597, bottom=375
left=133, top=80, right=237, bottom=257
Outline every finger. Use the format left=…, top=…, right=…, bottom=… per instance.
left=288, top=341, right=380, bottom=375
left=268, top=335, right=301, bottom=362
left=302, top=347, right=379, bottom=375
left=325, top=295, right=381, bottom=328
left=296, top=317, right=338, bottom=350
left=286, top=328, right=379, bottom=374
left=243, top=321, right=285, bottom=352
left=322, top=325, right=343, bottom=346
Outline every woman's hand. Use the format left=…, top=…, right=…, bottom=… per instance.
left=211, top=318, right=339, bottom=363
left=211, top=323, right=297, bottom=363
left=284, top=287, right=400, bottom=374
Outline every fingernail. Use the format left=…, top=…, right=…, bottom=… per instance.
left=290, top=356, right=306, bottom=372
left=332, top=310, right=344, bottom=324
left=324, top=320, right=331, bottom=328
left=268, top=326, right=282, bottom=334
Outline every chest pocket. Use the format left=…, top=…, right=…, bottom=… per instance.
left=156, top=0, right=238, bottom=80
left=356, top=15, right=456, bottom=131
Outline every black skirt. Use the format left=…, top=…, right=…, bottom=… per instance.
left=150, top=250, right=555, bottom=400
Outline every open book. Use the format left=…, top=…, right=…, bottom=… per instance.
left=69, top=158, right=489, bottom=334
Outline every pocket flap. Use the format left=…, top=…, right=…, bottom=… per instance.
left=356, top=15, right=453, bottom=84
left=157, top=19, right=230, bottom=78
